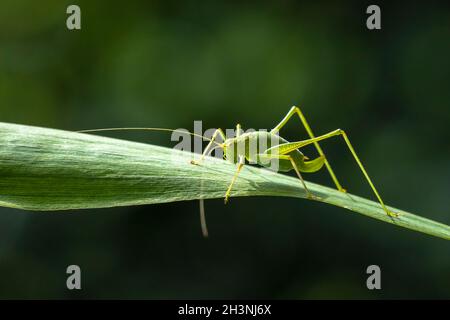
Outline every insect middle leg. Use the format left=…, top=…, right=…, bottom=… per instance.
left=224, top=124, right=246, bottom=203
left=271, top=106, right=346, bottom=193
left=224, top=162, right=244, bottom=203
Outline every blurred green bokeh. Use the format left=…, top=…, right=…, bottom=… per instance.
left=0, top=0, right=449, bottom=298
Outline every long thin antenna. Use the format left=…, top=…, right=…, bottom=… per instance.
left=79, top=126, right=221, bottom=237
left=199, top=199, right=208, bottom=238
left=78, top=127, right=222, bottom=146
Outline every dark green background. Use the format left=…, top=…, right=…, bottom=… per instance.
left=0, top=0, right=449, bottom=298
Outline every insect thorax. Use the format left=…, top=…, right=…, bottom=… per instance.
left=224, top=131, right=287, bottom=164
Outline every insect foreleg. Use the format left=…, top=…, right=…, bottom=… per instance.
left=191, top=128, right=226, bottom=165
left=271, top=106, right=346, bottom=193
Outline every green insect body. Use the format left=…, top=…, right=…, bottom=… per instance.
left=192, top=106, right=396, bottom=220
left=225, top=131, right=325, bottom=173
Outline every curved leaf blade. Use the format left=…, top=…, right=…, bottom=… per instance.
left=0, top=122, right=448, bottom=240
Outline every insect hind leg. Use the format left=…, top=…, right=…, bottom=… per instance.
left=271, top=106, right=347, bottom=193
left=275, top=129, right=397, bottom=218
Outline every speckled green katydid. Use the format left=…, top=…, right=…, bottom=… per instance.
left=80, top=106, right=397, bottom=237
left=190, top=106, right=396, bottom=220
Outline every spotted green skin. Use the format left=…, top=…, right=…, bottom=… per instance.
left=223, top=131, right=316, bottom=172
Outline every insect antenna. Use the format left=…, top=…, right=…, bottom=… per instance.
left=78, top=126, right=223, bottom=237
left=199, top=199, right=208, bottom=238
left=78, top=127, right=222, bottom=146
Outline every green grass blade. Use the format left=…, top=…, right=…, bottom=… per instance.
left=0, top=122, right=449, bottom=240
